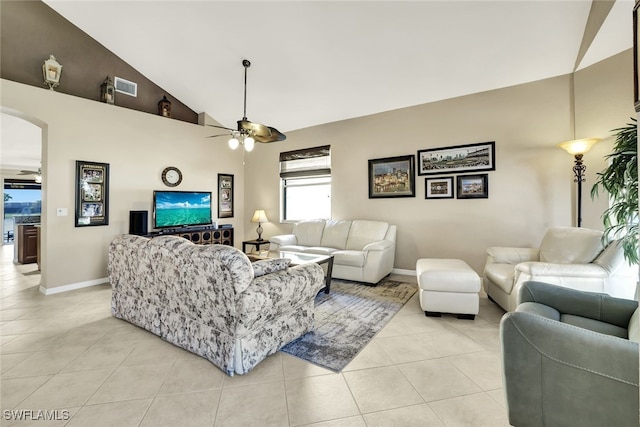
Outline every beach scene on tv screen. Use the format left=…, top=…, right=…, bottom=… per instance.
left=156, top=192, right=211, bottom=227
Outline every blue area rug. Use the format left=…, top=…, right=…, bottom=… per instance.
left=280, top=278, right=417, bottom=371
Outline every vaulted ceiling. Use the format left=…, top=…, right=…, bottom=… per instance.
left=43, top=0, right=632, bottom=133
left=2, top=1, right=633, bottom=172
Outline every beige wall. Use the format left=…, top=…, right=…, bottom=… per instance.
left=0, top=49, right=633, bottom=291
left=575, top=50, right=635, bottom=230
left=1, top=79, right=245, bottom=292
left=244, top=50, right=635, bottom=274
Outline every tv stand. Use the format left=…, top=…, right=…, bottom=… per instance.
left=148, top=225, right=233, bottom=246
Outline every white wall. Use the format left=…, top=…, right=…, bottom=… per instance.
left=244, top=50, right=635, bottom=274
left=1, top=79, right=245, bottom=292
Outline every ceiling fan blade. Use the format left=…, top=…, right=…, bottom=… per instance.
left=206, top=133, right=231, bottom=138
left=238, top=119, right=271, bottom=137
left=206, top=124, right=235, bottom=131
left=18, top=170, right=39, bottom=175
left=253, top=127, right=287, bottom=143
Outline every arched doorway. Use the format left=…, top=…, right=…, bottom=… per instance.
left=1, top=108, right=47, bottom=293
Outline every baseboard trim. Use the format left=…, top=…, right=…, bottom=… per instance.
left=391, top=268, right=415, bottom=276
left=39, top=277, right=108, bottom=295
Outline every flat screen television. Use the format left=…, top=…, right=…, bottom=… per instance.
left=153, top=190, right=212, bottom=229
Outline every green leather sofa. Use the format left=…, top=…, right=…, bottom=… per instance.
left=500, top=281, right=639, bottom=427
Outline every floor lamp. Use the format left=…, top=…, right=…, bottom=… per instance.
left=557, top=138, right=600, bottom=227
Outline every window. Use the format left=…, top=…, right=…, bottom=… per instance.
left=280, top=145, right=331, bottom=222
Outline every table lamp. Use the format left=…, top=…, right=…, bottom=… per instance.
left=251, top=209, right=269, bottom=241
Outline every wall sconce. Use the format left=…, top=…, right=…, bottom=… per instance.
left=42, top=54, right=62, bottom=91
left=251, top=209, right=269, bottom=241
left=101, top=76, right=115, bottom=104
left=158, top=95, right=172, bottom=117
left=557, top=138, right=600, bottom=227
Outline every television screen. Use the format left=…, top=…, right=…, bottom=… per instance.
left=153, top=191, right=212, bottom=229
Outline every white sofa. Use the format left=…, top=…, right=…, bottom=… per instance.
left=483, top=226, right=638, bottom=312
left=269, top=219, right=396, bottom=284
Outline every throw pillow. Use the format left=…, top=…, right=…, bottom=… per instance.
left=252, top=258, right=291, bottom=278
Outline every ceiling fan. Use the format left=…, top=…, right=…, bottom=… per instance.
left=206, top=59, right=286, bottom=151
left=18, top=167, right=42, bottom=183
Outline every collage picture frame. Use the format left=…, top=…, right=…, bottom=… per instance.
left=217, top=173, right=234, bottom=218
left=75, top=160, right=109, bottom=227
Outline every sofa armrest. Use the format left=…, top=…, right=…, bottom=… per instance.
left=486, top=247, right=539, bottom=264
left=518, top=281, right=638, bottom=327
left=236, top=263, right=325, bottom=331
left=515, top=261, right=609, bottom=278
left=362, top=240, right=393, bottom=252
left=501, top=311, right=639, bottom=427
left=269, top=234, right=297, bottom=249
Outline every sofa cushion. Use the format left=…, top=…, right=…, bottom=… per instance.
left=334, top=250, right=366, bottom=267
left=539, top=227, right=604, bottom=264
left=278, top=245, right=309, bottom=253
left=320, top=220, right=352, bottom=250
left=303, top=247, right=339, bottom=256
left=252, top=258, right=291, bottom=278
left=484, top=263, right=515, bottom=293
left=345, top=220, right=389, bottom=251
left=292, top=220, right=326, bottom=247
left=628, top=308, right=639, bottom=343
left=560, top=314, right=629, bottom=339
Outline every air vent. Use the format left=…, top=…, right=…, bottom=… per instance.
left=114, top=77, right=137, bottom=97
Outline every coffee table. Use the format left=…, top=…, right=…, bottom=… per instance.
left=248, top=250, right=334, bottom=294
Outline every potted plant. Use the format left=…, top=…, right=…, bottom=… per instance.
left=591, top=118, right=638, bottom=265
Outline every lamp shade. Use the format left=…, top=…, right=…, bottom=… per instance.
left=244, top=136, right=255, bottom=152
left=251, top=209, right=268, bottom=223
left=557, top=138, right=600, bottom=156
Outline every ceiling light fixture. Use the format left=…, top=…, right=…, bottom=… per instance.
left=207, top=59, right=286, bottom=151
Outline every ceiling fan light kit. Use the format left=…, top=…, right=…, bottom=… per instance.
left=208, top=59, right=286, bottom=151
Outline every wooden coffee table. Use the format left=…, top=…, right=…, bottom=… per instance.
left=248, top=250, right=334, bottom=294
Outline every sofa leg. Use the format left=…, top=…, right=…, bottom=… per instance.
left=457, top=313, right=475, bottom=320
left=425, top=311, right=442, bottom=317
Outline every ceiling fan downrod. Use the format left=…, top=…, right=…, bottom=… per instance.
left=242, top=59, right=250, bottom=121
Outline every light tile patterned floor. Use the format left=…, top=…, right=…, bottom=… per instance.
left=0, top=244, right=511, bottom=426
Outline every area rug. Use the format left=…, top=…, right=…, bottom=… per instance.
left=280, top=278, right=417, bottom=371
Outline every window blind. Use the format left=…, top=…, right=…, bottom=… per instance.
left=279, top=145, right=331, bottom=178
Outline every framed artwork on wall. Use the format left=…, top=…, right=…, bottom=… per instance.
left=417, top=141, right=496, bottom=176
left=425, top=176, right=454, bottom=199
left=75, top=160, right=109, bottom=227
left=456, top=174, right=489, bottom=199
left=368, top=155, right=415, bottom=198
left=217, top=173, right=234, bottom=218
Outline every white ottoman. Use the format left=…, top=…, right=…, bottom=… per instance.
left=416, top=258, right=480, bottom=320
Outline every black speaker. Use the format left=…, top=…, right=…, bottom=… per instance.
left=129, top=210, right=148, bottom=235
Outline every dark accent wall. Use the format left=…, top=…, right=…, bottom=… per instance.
left=1, top=1, right=198, bottom=124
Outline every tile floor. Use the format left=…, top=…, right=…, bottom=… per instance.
left=0, top=244, right=511, bottom=426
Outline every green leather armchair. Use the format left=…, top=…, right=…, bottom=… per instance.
left=500, top=281, right=639, bottom=427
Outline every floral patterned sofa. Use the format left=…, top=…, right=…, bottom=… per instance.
left=108, top=234, right=324, bottom=375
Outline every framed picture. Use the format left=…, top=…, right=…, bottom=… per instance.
left=75, top=160, right=109, bottom=226
left=456, top=174, right=489, bottom=199
left=368, top=155, right=415, bottom=198
left=634, top=1, right=640, bottom=111
left=425, top=176, right=454, bottom=199
left=217, top=173, right=234, bottom=218
left=417, top=141, right=495, bottom=176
